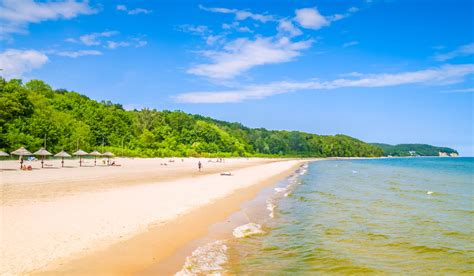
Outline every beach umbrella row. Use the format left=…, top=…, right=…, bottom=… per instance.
left=0, top=147, right=115, bottom=169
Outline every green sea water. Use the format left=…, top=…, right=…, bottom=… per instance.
left=225, top=158, right=474, bottom=275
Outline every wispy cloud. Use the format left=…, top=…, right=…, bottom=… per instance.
left=106, top=41, right=130, bottom=49
left=441, top=88, right=474, bottom=93
left=434, top=43, right=474, bottom=61
left=0, top=48, right=49, bottom=79
left=0, top=0, right=96, bottom=39
left=178, top=24, right=209, bottom=35
left=56, top=50, right=102, bottom=58
left=67, top=31, right=147, bottom=49
left=176, top=64, right=474, bottom=103
left=222, top=21, right=253, bottom=33
left=69, top=30, right=119, bottom=46
left=343, top=41, right=359, bottom=48
left=199, top=5, right=274, bottom=23
left=116, top=4, right=152, bottom=15
left=187, top=37, right=313, bottom=80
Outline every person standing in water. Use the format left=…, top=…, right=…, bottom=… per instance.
left=198, top=161, right=202, bottom=171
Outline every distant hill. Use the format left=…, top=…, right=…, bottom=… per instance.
left=371, top=143, right=458, bottom=157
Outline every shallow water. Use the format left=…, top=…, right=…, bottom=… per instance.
left=177, top=158, right=474, bottom=275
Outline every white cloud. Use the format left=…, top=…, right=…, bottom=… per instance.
left=116, top=5, right=127, bottom=11
left=135, top=39, right=147, bottom=47
left=183, top=5, right=359, bottom=81
left=294, top=6, right=359, bottom=30
left=0, top=0, right=96, bottom=37
left=116, top=4, right=152, bottom=15
left=348, top=7, right=359, bottom=13
left=221, top=21, right=252, bottom=33
left=277, top=19, right=302, bottom=37
left=294, top=8, right=329, bottom=30
left=199, top=5, right=274, bottom=23
left=56, top=50, right=102, bottom=58
left=343, top=41, right=359, bottom=48
left=106, top=40, right=130, bottom=49
left=179, top=24, right=209, bottom=35
left=78, top=31, right=119, bottom=46
left=107, top=38, right=147, bottom=49
left=434, top=43, right=474, bottom=61
left=67, top=31, right=147, bottom=49
left=206, top=35, right=224, bottom=46
left=0, top=49, right=49, bottom=79
left=176, top=64, right=474, bottom=103
left=128, top=8, right=152, bottom=15
left=187, top=37, right=313, bottom=79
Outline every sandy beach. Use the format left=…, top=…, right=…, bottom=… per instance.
left=0, top=157, right=304, bottom=274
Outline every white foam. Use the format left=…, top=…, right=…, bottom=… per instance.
left=427, top=191, right=434, bottom=195
left=352, top=170, right=358, bottom=174
left=274, top=187, right=286, bottom=193
left=266, top=199, right=276, bottom=218
left=175, top=240, right=228, bottom=276
left=232, top=223, right=265, bottom=238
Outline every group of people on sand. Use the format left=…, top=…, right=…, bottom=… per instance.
left=208, top=158, right=225, bottom=163
left=21, top=164, right=33, bottom=171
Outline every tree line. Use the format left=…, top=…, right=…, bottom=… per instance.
left=0, top=78, right=384, bottom=158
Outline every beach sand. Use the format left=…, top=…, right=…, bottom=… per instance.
left=0, top=157, right=303, bottom=275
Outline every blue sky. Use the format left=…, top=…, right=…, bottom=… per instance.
left=1, top=0, right=473, bottom=155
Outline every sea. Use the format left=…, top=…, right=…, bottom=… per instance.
left=176, top=157, right=473, bottom=275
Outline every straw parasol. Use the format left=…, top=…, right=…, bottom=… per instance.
left=73, top=149, right=89, bottom=167
left=34, top=148, right=52, bottom=168
left=102, top=151, right=114, bottom=165
left=0, top=151, right=9, bottom=157
left=54, top=150, right=71, bottom=167
left=89, top=150, right=102, bottom=166
left=11, top=147, right=33, bottom=169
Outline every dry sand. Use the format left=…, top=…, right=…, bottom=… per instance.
left=0, top=157, right=304, bottom=275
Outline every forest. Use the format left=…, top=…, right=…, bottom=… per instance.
left=0, top=78, right=385, bottom=158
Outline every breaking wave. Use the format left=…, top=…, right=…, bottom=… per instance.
left=175, top=240, right=228, bottom=276
left=233, top=223, right=265, bottom=238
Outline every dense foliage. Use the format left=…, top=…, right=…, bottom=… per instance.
left=0, top=78, right=384, bottom=157
left=371, top=143, right=458, bottom=157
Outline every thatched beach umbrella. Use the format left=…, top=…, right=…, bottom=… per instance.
left=102, top=151, right=114, bottom=165
left=89, top=150, right=102, bottom=166
left=0, top=151, right=9, bottom=157
left=73, top=149, right=89, bottom=167
left=11, top=147, right=33, bottom=169
left=54, top=150, right=71, bottom=167
left=34, top=148, right=52, bottom=168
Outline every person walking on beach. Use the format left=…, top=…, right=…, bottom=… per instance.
left=198, top=161, right=202, bottom=172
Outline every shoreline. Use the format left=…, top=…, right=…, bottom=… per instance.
left=0, top=157, right=306, bottom=275
left=147, top=161, right=311, bottom=275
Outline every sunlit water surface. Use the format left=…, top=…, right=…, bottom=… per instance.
left=223, top=158, right=474, bottom=274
